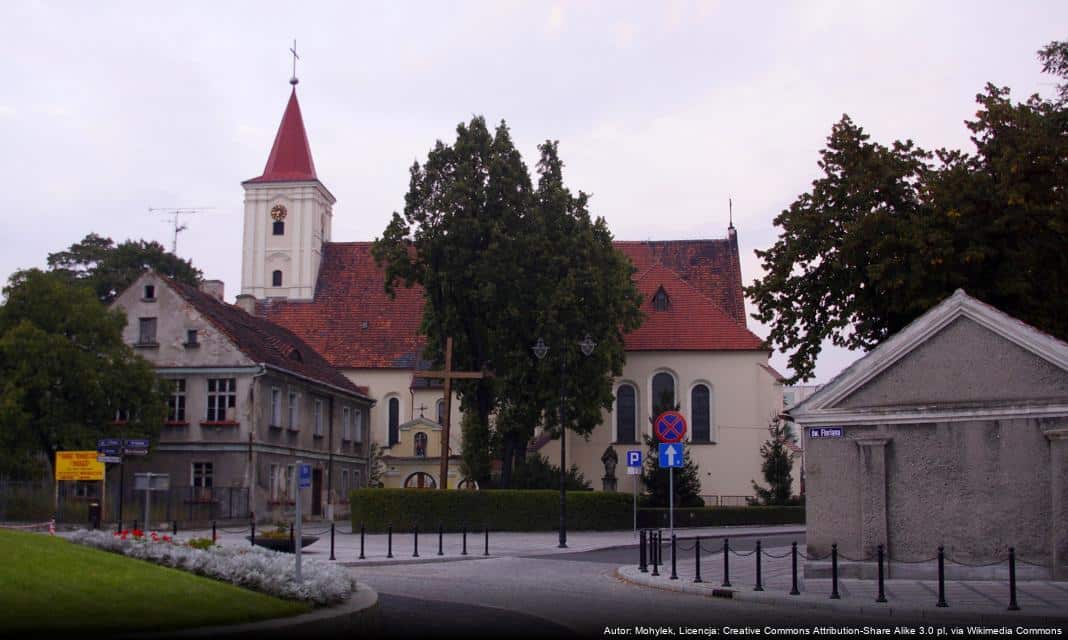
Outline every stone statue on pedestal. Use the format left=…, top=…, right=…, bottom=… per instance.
left=601, top=446, right=618, bottom=492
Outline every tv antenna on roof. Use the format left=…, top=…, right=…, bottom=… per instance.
left=148, top=206, right=215, bottom=254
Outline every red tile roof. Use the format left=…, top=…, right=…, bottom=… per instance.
left=615, top=238, right=747, bottom=326
left=243, top=88, right=318, bottom=184
left=164, top=277, right=368, bottom=397
left=626, top=264, right=765, bottom=351
left=258, top=237, right=761, bottom=370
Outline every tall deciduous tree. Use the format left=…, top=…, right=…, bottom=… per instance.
left=0, top=270, right=167, bottom=479
left=748, top=42, right=1068, bottom=382
left=47, top=233, right=201, bottom=303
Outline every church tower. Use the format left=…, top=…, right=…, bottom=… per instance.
left=240, top=78, right=334, bottom=301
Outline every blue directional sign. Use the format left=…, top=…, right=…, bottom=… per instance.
left=98, top=438, right=121, bottom=451
left=626, top=450, right=642, bottom=468
left=298, top=463, right=312, bottom=489
left=658, top=443, right=683, bottom=468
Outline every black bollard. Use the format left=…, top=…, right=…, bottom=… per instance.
left=387, top=524, right=393, bottom=559
left=694, top=536, right=703, bottom=583
left=755, top=540, right=763, bottom=591
left=876, top=544, right=887, bottom=603
left=1008, top=547, right=1020, bottom=611
left=413, top=525, right=419, bottom=558
left=484, top=528, right=489, bottom=556
left=651, top=534, right=660, bottom=576
left=212, top=521, right=217, bottom=543
left=722, top=538, right=731, bottom=588
left=438, top=523, right=444, bottom=556
left=133, top=519, right=139, bottom=531
left=790, top=542, right=800, bottom=595
left=670, top=534, right=678, bottom=580
left=830, top=544, right=840, bottom=599
left=173, top=521, right=178, bottom=536
left=462, top=526, right=468, bottom=556
left=359, top=523, right=366, bottom=560
left=330, top=522, right=336, bottom=561
left=639, top=530, right=647, bottom=573
left=936, top=546, right=948, bottom=607
left=250, top=520, right=256, bottom=546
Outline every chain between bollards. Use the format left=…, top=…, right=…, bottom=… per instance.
left=359, top=523, right=366, bottom=560
left=830, top=544, right=840, bottom=599
left=438, top=523, right=444, bottom=556
left=1008, top=547, right=1020, bottom=611
left=754, top=540, right=763, bottom=591
left=790, top=542, right=800, bottom=595
left=722, top=538, right=731, bottom=588
left=387, top=524, right=393, bottom=559
left=876, top=544, right=887, bottom=603
left=329, top=522, right=336, bottom=561
left=693, top=536, right=702, bottom=583
left=936, top=546, right=948, bottom=607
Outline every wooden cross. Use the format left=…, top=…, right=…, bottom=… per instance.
left=412, top=337, right=490, bottom=490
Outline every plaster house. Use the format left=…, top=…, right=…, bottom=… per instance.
left=111, top=271, right=373, bottom=523
left=240, top=80, right=785, bottom=498
left=790, top=290, right=1068, bottom=581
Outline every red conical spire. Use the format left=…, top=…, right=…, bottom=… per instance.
left=245, top=88, right=318, bottom=183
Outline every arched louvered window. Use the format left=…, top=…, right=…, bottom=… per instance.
left=692, top=384, right=712, bottom=442
left=616, top=384, right=637, bottom=443
left=651, top=372, right=675, bottom=413
left=388, top=397, right=400, bottom=446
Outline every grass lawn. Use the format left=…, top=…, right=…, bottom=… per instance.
left=0, top=528, right=311, bottom=633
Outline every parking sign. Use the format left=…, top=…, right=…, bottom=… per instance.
left=298, top=463, right=312, bottom=489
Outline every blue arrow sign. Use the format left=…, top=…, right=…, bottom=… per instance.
left=298, top=463, right=312, bottom=489
left=626, top=450, right=642, bottom=468
left=658, top=443, right=683, bottom=468
left=98, top=438, right=121, bottom=450
left=124, top=438, right=150, bottom=449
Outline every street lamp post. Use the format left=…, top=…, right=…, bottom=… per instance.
left=533, top=334, right=596, bottom=549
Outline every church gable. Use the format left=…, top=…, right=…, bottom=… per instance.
left=836, top=316, right=1068, bottom=410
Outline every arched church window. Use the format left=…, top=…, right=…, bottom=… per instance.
left=616, top=384, right=636, bottom=443
left=691, top=384, right=712, bottom=443
left=273, top=220, right=285, bottom=235
left=272, top=270, right=283, bottom=287
left=404, top=472, right=436, bottom=489
left=414, top=432, right=428, bottom=457
left=652, top=372, right=675, bottom=412
left=388, top=397, right=400, bottom=446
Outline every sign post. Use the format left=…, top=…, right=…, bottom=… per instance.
left=626, top=450, right=642, bottom=535
left=296, top=462, right=311, bottom=582
left=655, top=411, right=687, bottom=537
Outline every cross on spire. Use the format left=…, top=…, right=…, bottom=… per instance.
left=417, top=403, right=428, bottom=418
left=289, top=39, right=300, bottom=86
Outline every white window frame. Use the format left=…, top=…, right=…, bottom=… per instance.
left=192, top=461, right=213, bottom=489
left=354, top=409, right=363, bottom=443
left=168, top=379, right=186, bottom=422
left=288, top=390, right=299, bottom=430
left=342, top=406, right=352, bottom=441
left=313, top=398, right=324, bottom=436
left=269, top=463, right=279, bottom=500
left=206, top=378, right=236, bottom=422
left=270, top=387, right=282, bottom=426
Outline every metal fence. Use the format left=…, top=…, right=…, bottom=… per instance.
left=700, top=495, right=751, bottom=507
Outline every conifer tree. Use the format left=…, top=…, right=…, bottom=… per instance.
left=750, top=417, right=796, bottom=505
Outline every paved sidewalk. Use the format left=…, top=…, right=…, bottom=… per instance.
left=618, top=540, right=1068, bottom=626
left=166, top=522, right=807, bottom=565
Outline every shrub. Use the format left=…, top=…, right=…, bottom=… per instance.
left=637, top=506, right=804, bottom=529
left=185, top=537, right=215, bottom=550
left=349, top=489, right=631, bottom=532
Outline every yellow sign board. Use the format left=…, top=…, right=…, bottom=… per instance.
left=55, top=451, right=105, bottom=481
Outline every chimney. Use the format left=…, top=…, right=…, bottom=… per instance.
left=235, top=294, right=257, bottom=315
left=199, top=280, right=225, bottom=301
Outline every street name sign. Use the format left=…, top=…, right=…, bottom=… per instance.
left=97, top=455, right=122, bottom=464
left=658, top=443, right=683, bottom=468
left=124, top=438, right=150, bottom=455
left=808, top=427, right=843, bottom=439
left=654, top=411, right=687, bottom=443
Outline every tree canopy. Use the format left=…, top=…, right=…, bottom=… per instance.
left=748, top=41, right=1068, bottom=382
left=0, top=270, right=167, bottom=479
left=47, top=233, right=201, bottom=303
left=372, top=117, right=642, bottom=486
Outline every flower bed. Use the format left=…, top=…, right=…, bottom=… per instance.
left=69, top=529, right=352, bottom=605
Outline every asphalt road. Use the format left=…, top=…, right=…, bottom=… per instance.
left=358, top=543, right=992, bottom=639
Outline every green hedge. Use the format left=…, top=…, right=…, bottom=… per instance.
left=637, top=506, right=804, bottom=528
left=349, top=489, right=632, bottom=532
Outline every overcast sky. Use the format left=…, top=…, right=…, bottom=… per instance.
left=2, top=1, right=1064, bottom=383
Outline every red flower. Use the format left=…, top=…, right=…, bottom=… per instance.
left=162, top=535, right=172, bottom=543
left=132, top=529, right=143, bottom=538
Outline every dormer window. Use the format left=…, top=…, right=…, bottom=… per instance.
left=143, top=285, right=156, bottom=301
left=288, top=348, right=303, bottom=363
left=185, top=329, right=199, bottom=347
left=653, top=286, right=670, bottom=312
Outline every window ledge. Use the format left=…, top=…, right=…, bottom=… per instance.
left=688, top=440, right=717, bottom=445
left=164, top=420, right=189, bottom=427
left=200, top=420, right=240, bottom=427
left=134, top=342, right=159, bottom=349
left=611, top=441, right=638, bottom=445
left=286, top=426, right=300, bottom=433
left=268, top=423, right=283, bottom=430
left=313, top=433, right=324, bottom=439
left=182, top=342, right=200, bottom=349
left=140, top=297, right=157, bottom=303
left=341, top=437, right=352, bottom=443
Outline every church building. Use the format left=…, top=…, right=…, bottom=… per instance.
left=237, top=80, right=785, bottom=500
